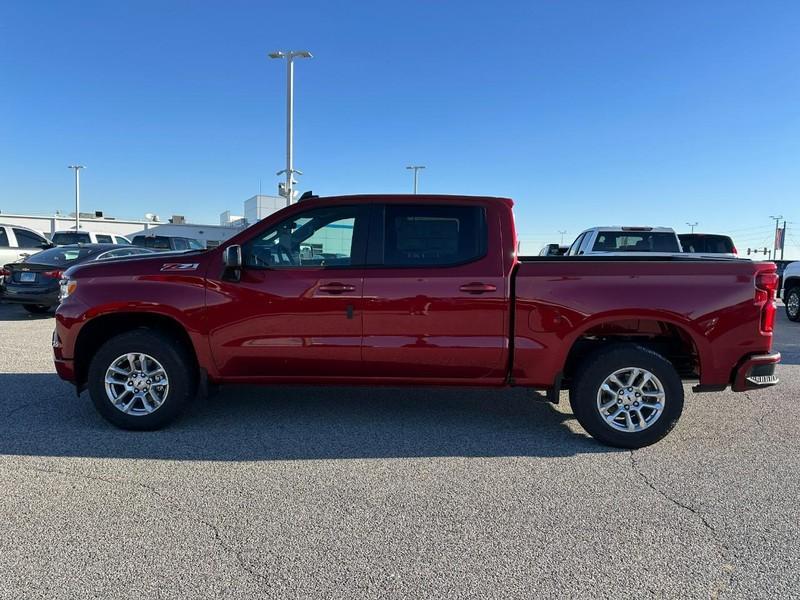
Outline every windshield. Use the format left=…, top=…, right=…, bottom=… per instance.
left=52, top=232, right=91, bottom=245
left=592, top=232, right=680, bottom=253
left=24, top=246, right=100, bottom=266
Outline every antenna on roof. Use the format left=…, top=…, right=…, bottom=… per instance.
left=298, top=190, right=316, bottom=201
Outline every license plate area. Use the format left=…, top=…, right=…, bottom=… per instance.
left=18, top=272, right=37, bottom=283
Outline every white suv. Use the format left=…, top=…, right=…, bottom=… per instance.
left=0, top=224, right=51, bottom=265
left=781, top=261, right=800, bottom=321
left=51, top=230, right=131, bottom=246
left=566, top=227, right=683, bottom=256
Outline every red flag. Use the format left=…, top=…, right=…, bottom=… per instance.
left=775, top=228, right=785, bottom=252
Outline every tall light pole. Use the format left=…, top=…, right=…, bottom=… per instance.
left=68, top=165, right=85, bottom=230
left=558, top=230, right=567, bottom=244
left=406, top=165, right=425, bottom=194
left=269, top=50, right=312, bottom=206
left=686, top=221, right=698, bottom=233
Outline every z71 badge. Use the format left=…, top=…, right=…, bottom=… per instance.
left=160, top=263, right=200, bottom=272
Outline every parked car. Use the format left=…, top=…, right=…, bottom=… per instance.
left=131, top=234, right=205, bottom=252
left=538, top=243, right=569, bottom=256
left=566, top=227, right=682, bottom=256
left=678, top=233, right=737, bottom=258
left=781, top=261, right=800, bottom=321
left=0, top=224, right=52, bottom=269
left=51, top=230, right=132, bottom=245
left=1, top=244, right=153, bottom=314
left=53, top=194, right=780, bottom=449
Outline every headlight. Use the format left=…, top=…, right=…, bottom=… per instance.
left=59, top=277, right=77, bottom=301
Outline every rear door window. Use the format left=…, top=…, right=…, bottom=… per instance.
left=679, top=235, right=734, bottom=254
left=113, top=236, right=131, bottom=245
left=173, top=238, right=188, bottom=250
left=382, top=204, right=486, bottom=267
left=0, top=228, right=9, bottom=247
left=95, top=234, right=113, bottom=244
left=13, top=228, right=47, bottom=249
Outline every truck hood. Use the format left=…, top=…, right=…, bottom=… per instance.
left=64, top=250, right=212, bottom=280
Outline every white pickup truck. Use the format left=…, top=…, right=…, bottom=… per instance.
left=566, top=227, right=683, bottom=256
left=0, top=224, right=51, bottom=265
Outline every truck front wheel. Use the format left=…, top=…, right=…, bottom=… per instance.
left=568, top=344, right=684, bottom=448
left=87, top=329, right=197, bottom=430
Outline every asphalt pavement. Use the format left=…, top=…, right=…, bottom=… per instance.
left=0, top=302, right=798, bottom=599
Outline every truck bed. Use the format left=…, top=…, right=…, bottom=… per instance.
left=511, top=257, right=774, bottom=389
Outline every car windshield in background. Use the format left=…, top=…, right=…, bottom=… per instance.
left=51, top=232, right=92, bottom=245
left=592, top=232, right=680, bottom=253
left=679, top=234, right=735, bottom=254
left=24, top=246, right=100, bottom=265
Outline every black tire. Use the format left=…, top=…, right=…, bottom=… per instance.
left=23, top=304, right=51, bottom=314
left=568, top=344, right=684, bottom=449
left=87, top=329, right=197, bottom=430
left=785, top=288, right=800, bottom=322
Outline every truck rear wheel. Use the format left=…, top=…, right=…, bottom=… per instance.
left=87, top=329, right=197, bottom=430
left=568, top=344, right=684, bottom=448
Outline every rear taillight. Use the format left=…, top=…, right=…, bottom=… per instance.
left=731, top=245, right=738, bottom=256
left=756, top=269, right=779, bottom=333
left=42, top=270, right=63, bottom=280
left=0, top=267, right=9, bottom=277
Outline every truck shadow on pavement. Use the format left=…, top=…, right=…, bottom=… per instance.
left=0, top=374, right=615, bottom=460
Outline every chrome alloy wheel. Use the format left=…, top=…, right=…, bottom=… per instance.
left=596, top=367, right=665, bottom=433
left=104, top=353, right=170, bottom=416
left=788, top=292, right=800, bottom=318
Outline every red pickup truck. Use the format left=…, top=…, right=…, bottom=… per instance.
left=53, top=195, right=780, bottom=448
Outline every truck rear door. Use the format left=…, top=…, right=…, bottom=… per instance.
left=360, top=201, right=508, bottom=381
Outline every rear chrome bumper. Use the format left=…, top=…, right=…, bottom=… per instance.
left=732, top=352, right=781, bottom=392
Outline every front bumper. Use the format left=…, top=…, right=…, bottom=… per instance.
left=732, top=352, right=781, bottom=392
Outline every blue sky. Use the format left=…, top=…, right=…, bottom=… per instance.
left=1, top=1, right=799, bottom=255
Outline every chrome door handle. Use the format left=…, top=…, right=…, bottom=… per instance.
left=318, top=283, right=356, bottom=294
left=459, top=282, right=497, bottom=294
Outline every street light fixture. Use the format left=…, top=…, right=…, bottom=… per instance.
left=269, top=49, right=313, bottom=206
left=67, top=165, right=85, bottom=230
left=406, top=165, right=425, bottom=194
left=686, top=222, right=698, bottom=233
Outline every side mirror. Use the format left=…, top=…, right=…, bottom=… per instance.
left=223, top=245, right=242, bottom=281
left=40, top=242, right=55, bottom=249
left=224, top=245, right=242, bottom=268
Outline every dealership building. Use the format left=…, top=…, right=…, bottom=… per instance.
left=0, top=195, right=286, bottom=248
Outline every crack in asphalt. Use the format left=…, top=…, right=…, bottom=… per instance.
left=745, top=392, right=787, bottom=443
left=13, top=463, right=270, bottom=589
left=627, top=452, right=734, bottom=599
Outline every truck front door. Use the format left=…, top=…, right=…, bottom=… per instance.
left=206, top=204, right=369, bottom=379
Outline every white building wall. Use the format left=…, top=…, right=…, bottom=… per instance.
left=0, top=214, right=244, bottom=248
left=244, top=195, right=284, bottom=223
